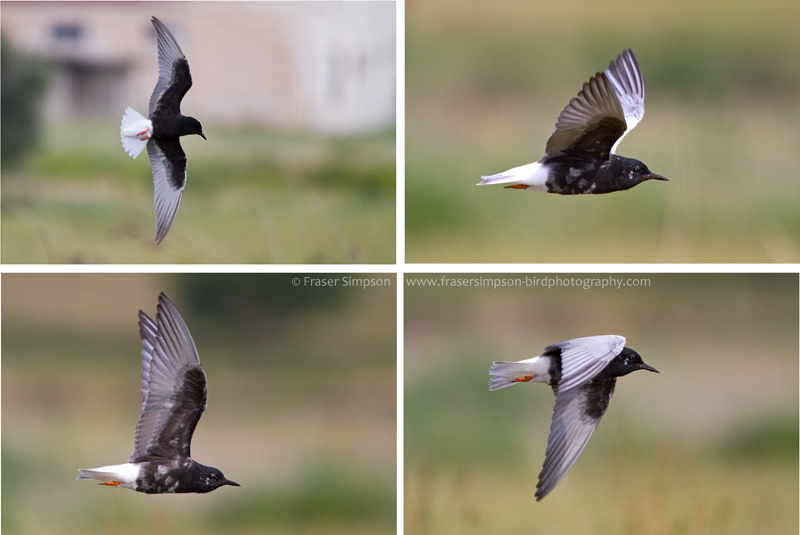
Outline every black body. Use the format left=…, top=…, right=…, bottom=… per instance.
left=540, top=154, right=666, bottom=195
left=137, top=459, right=238, bottom=494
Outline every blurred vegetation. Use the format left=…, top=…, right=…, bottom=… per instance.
left=2, top=120, right=395, bottom=263
left=404, top=273, right=798, bottom=534
left=177, top=273, right=348, bottom=331
left=2, top=274, right=396, bottom=535
left=1, top=36, right=48, bottom=169
left=406, top=1, right=800, bottom=262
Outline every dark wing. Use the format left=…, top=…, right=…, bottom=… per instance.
left=146, top=138, right=185, bottom=244
left=536, top=379, right=616, bottom=500
left=604, top=50, right=645, bottom=154
left=544, top=68, right=626, bottom=161
left=129, top=293, right=206, bottom=463
left=546, top=335, right=625, bottom=392
left=149, top=17, right=193, bottom=117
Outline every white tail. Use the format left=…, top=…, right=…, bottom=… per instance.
left=477, top=161, right=547, bottom=188
left=478, top=172, right=524, bottom=186
left=120, top=107, right=152, bottom=159
left=488, top=358, right=549, bottom=391
left=76, top=463, right=140, bottom=489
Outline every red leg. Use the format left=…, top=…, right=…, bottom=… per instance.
left=512, top=375, right=536, bottom=383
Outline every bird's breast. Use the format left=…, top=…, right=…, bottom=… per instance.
left=544, top=159, right=605, bottom=195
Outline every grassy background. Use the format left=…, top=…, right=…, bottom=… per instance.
left=2, top=122, right=395, bottom=264
left=2, top=273, right=396, bottom=535
left=406, top=1, right=800, bottom=263
left=404, top=274, right=798, bottom=534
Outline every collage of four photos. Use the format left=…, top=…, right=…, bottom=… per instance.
left=1, top=1, right=798, bottom=535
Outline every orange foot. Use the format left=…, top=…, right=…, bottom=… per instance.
left=101, top=481, right=122, bottom=486
left=512, top=375, right=536, bottom=383
left=506, top=184, right=530, bottom=189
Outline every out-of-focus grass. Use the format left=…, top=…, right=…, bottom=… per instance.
left=404, top=273, right=798, bottom=534
left=2, top=122, right=395, bottom=263
left=406, top=1, right=800, bottom=263
left=405, top=451, right=795, bottom=535
left=2, top=274, right=396, bottom=535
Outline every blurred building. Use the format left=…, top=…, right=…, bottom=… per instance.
left=1, top=1, right=396, bottom=134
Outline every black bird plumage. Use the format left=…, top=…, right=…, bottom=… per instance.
left=479, top=50, right=667, bottom=194
left=489, top=335, right=658, bottom=500
left=120, top=17, right=206, bottom=244
left=77, top=293, right=239, bottom=494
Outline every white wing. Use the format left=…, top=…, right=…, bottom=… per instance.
left=604, top=50, right=645, bottom=154
left=146, top=139, right=185, bottom=244
left=536, top=379, right=616, bottom=500
left=547, top=335, right=625, bottom=392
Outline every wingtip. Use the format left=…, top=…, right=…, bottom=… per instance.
left=156, top=293, right=175, bottom=311
left=615, top=49, right=636, bottom=64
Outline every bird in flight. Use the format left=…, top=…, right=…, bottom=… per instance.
left=77, top=293, right=239, bottom=494
left=120, top=17, right=206, bottom=244
left=479, top=50, right=667, bottom=195
left=489, top=335, right=658, bottom=500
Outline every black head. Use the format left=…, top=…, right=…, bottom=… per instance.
left=620, top=157, right=667, bottom=186
left=612, top=347, right=659, bottom=378
left=181, top=116, right=207, bottom=140
left=193, top=464, right=240, bottom=493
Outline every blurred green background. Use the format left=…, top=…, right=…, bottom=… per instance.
left=405, top=274, right=798, bottom=534
left=2, top=124, right=395, bottom=264
left=406, top=1, right=800, bottom=262
left=2, top=273, right=396, bottom=535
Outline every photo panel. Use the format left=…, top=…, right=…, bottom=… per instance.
left=404, top=273, right=798, bottom=533
left=2, top=273, right=396, bottom=535
left=1, top=1, right=396, bottom=264
left=406, top=1, right=799, bottom=263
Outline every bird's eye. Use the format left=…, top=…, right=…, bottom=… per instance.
left=632, top=166, right=640, bottom=173
left=207, top=474, right=217, bottom=482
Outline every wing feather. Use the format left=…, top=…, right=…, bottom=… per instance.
left=149, top=17, right=193, bottom=117
left=546, top=335, right=625, bottom=392
left=146, top=138, right=185, bottom=244
left=129, top=293, right=206, bottom=463
left=536, top=379, right=616, bottom=500
left=604, top=50, right=645, bottom=154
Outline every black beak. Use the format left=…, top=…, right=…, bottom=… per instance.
left=646, top=172, right=668, bottom=181
left=222, top=479, right=240, bottom=487
left=639, top=363, right=659, bottom=373
left=199, top=133, right=207, bottom=141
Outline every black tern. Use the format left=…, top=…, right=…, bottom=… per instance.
left=489, top=335, right=658, bottom=500
left=479, top=50, right=667, bottom=194
left=120, top=17, right=206, bottom=244
left=77, top=293, right=239, bottom=494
